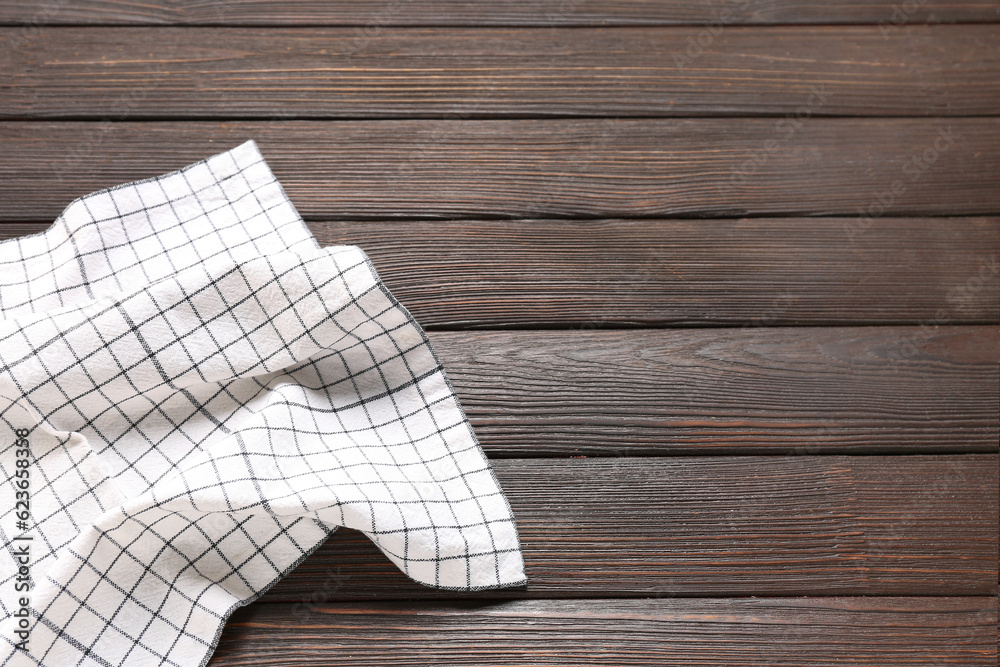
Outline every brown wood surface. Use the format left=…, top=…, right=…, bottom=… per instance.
left=1, top=7, right=997, bottom=665
left=256, top=455, right=998, bottom=600
left=208, top=598, right=999, bottom=666
left=1, top=119, right=998, bottom=223
left=429, top=327, right=1000, bottom=456
left=4, top=217, right=998, bottom=326
left=313, top=217, right=1000, bottom=326
left=1, top=1, right=997, bottom=26
left=3, top=26, right=997, bottom=118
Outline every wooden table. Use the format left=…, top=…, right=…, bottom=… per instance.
left=1, top=2, right=997, bottom=664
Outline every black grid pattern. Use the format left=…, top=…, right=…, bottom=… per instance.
left=0, top=142, right=526, bottom=667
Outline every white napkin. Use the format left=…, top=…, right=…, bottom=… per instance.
left=0, top=141, right=526, bottom=667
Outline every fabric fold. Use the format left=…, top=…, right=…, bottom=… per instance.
left=0, top=141, right=525, bottom=667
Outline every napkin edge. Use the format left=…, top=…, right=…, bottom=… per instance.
left=356, top=252, right=529, bottom=593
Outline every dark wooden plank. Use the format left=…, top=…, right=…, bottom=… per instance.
left=2, top=1, right=997, bottom=26
left=301, top=217, right=1000, bottom=326
left=3, top=25, right=997, bottom=118
left=328, top=218, right=1000, bottom=326
left=428, top=327, right=1000, bottom=456
left=209, top=598, right=999, bottom=666
left=258, top=455, right=998, bottom=600
left=1, top=119, right=998, bottom=222
left=5, top=217, right=997, bottom=326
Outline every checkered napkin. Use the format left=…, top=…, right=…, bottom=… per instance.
left=0, top=141, right=526, bottom=667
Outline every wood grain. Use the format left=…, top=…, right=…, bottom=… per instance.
left=1, top=119, right=998, bottom=222
left=2, top=1, right=996, bottom=26
left=427, top=327, right=1000, bottom=456
left=208, top=598, right=999, bottom=666
left=312, top=217, right=1000, bottom=326
left=2, top=4, right=997, bottom=664
left=257, top=455, right=998, bottom=600
left=3, top=25, right=997, bottom=118
left=4, top=217, right=997, bottom=327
